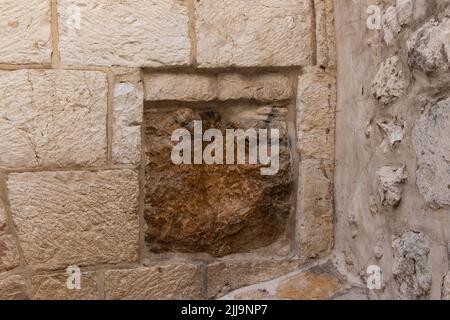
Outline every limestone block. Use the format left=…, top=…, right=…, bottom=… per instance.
left=144, top=73, right=217, bottom=101
left=0, top=275, right=30, bottom=300
left=0, top=0, right=51, bottom=64
left=7, top=170, right=139, bottom=271
left=0, top=70, right=107, bottom=169
left=207, top=260, right=301, bottom=298
left=104, top=264, right=204, bottom=300
left=32, top=272, right=98, bottom=300
left=112, top=78, right=144, bottom=165
left=297, top=69, right=336, bottom=160
left=297, top=159, right=334, bottom=260
left=0, top=235, right=20, bottom=272
left=376, top=166, right=407, bottom=208
left=58, top=0, right=191, bottom=67
left=218, top=73, right=293, bottom=102
left=195, top=0, right=314, bottom=67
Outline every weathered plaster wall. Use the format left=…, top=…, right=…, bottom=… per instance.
left=335, top=0, right=450, bottom=300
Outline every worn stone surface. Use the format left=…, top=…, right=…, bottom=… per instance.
left=218, top=73, right=293, bottom=102
left=413, top=98, right=450, bottom=208
left=442, top=272, right=450, bottom=300
left=0, top=0, right=51, bottom=64
left=396, top=0, right=414, bottom=26
left=195, top=0, right=313, bottom=67
left=383, top=6, right=402, bottom=45
left=58, top=0, right=191, bottom=67
left=0, top=275, right=30, bottom=300
left=144, top=106, right=293, bottom=257
left=276, top=263, right=346, bottom=300
left=0, top=70, right=107, bottom=169
left=112, top=78, right=144, bottom=165
left=144, top=73, right=217, bottom=101
left=297, top=159, right=334, bottom=261
left=407, top=17, right=450, bottom=72
left=105, top=264, right=204, bottom=300
left=377, top=117, right=405, bottom=151
left=372, top=56, right=408, bottom=105
left=0, top=199, right=6, bottom=233
left=0, top=235, right=20, bottom=273
left=315, top=0, right=337, bottom=68
left=207, top=260, right=300, bottom=298
left=7, top=170, right=139, bottom=271
left=297, top=69, right=336, bottom=160
left=393, top=231, right=432, bottom=299
left=32, top=272, right=98, bottom=300
left=376, top=166, right=407, bottom=208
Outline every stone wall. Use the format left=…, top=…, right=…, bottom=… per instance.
left=0, top=0, right=340, bottom=300
left=335, top=0, right=450, bottom=300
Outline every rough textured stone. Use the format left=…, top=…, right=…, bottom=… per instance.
left=372, top=56, right=408, bottom=105
left=442, top=272, right=450, bottom=300
left=413, top=98, right=450, bottom=208
left=58, top=0, right=191, bottom=67
left=0, top=0, right=51, bottom=64
left=105, top=264, right=204, bottom=300
left=377, top=117, right=406, bottom=151
left=32, top=272, right=98, bottom=300
left=195, top=0, right=313, bottom=67
left=396, top=0, right=414, bottom=26
left=376, top=166, right=407, bottom=208
left=0, top=70, right=107, bottom=169
left=276, top=263, right=346, bottom=300
left=297, top=69, right=336, bottom=160
left=407, top=18, right=450, bottom=72
left=112, top=79, right=144, bottom=165
left=314, top=0, right=337, bottom=68
left=7, top=170, right=139, bottom=271
left=207, top=260, right=301, bottom=298
left=0, top=275, right=30, bottom=300
left=297, top=159, right=334, bottom=261
left=234, top=289, right=272, bottom=300
left=144, top=106, right=293, bottom=257
left=218, top=73, right=293, bottom=102
left=0, top=199, right=6, bottom=233
left=383, top=6, right=402, bottom=45
left=0, top=235, right=20, bottom=272
left=393, top=231, right=432, bottom=299
left=144, top=73, right=217, bottom=101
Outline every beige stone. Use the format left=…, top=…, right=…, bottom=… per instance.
left=297, top=69, right=336, bottom=160
left=442, top=272, right=450, bottom=300
left=0, top=0, right=51, bottom=64
left=277, top=265, right=345, bottom=300
left=105, top=264, right=204, bottom=300
left=0, top=235, right=20, bottom=272
left=0, top=275, right=30, bottom=300
left=297, top=159, right=334, bottom=261
left=207, top=260, right=300, bottom=298
left=315, top=0, right=337, bottom=68
left=0, top=70, right=107, bottom=169
left=112, top=79, right=144, bottom=165
left=32, top=272, right=98, bottom=300
left=196, top=0, right=313, bottom=67
left=0, top=199, right=6, bottom=233
left=144, top=73, right=217, bottom=101
left=58, top=0, right=190, bottom=67
left=218, top=73, right=293, bottom=102
left=7, top=170, right=139, bottom=271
